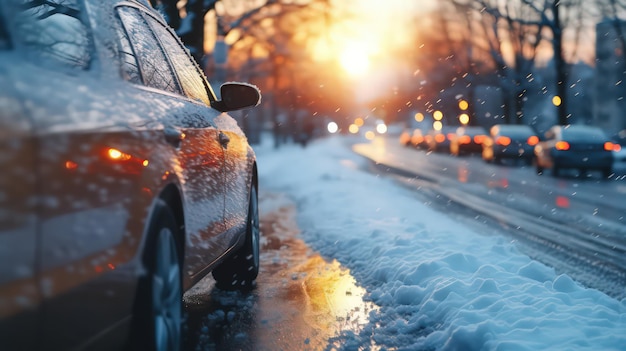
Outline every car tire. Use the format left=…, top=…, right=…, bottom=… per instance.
left=128, top=201, right=182, bottom=351
left=552, top=166, right=560, bottom=177
left=212, top=183, right=260, bottom=291
left=493, top=156, right=501, bottom=165
left=602, top=167, right=612, bottom=179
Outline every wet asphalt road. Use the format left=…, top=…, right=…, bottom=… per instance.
left=182, top=192, right=375, bottom=351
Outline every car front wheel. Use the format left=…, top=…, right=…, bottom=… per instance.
left=212, top=182, right=260, bottom=291
left=129, top=201, right=182, bottom=351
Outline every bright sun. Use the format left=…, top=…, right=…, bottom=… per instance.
left=340, top=46, right=370, bottom=76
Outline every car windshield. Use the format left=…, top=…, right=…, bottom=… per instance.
left=496, top=126, right=534, bottom=136
left=562, top=126, right=608, bottom=141
left=458, top=127, right=485, bottom=135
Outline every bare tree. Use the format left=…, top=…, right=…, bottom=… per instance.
left=458, top=0, right=589, bottom=126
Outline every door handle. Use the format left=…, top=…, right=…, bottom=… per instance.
left=219, top=132, right=230, bottom=148
left=164, top=127, right=183, bottom=148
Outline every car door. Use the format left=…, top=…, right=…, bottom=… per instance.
left=0, top=58, right=41, bottom=350
left=215, top=113, right=254, bottom=242
left=121, top=6, right=231, bottom=278
left=7, top=2, right=160, bottom=348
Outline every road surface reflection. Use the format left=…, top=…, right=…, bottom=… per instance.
left=182, top=192, right=376, bottom=351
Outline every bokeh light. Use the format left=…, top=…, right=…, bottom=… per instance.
left=433, top=110, right=443, bottom=121
left=459, top=100, right=469, bottom=110
left=376, top=123, right=387, bottom=134
left=327, top=122, right=339, bottom=133
left=459, top=113, right=470, bottom=125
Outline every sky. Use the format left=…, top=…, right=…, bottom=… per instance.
left=255, top=134, right=626, bottom=350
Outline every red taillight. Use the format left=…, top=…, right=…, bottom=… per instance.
left=527, top=135, right=539, bottom=146
left=496, top=136, right=511, bottom=146
left=555, top=141, right=570, bottom=151
left=435, top=134, right=445, bottom=143
left=604, top=142, right=614, bottom=151
left=459, top=135, right=471, bottom=144
left=474, top=135, right=486, bottom=144
left=447, top=133, right=456, bottom=141
left=614, top=144, right=622, bottom=152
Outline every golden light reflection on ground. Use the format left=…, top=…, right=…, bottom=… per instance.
left=257, top=193, right=376, bottom=350
left=183, top=192, right=377, bottom=350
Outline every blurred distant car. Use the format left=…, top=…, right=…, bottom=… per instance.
left=400, top=128, right=428, bottom=149
left=450, top=126, right=488, bottom=156
left=534, top=125, right=614, bottom=178
left=611, top=130, right=626, bottom=166
left=0, top=1, right=261, bottom=350
left=482, top=124, right=539, bottom=164
left=426, top=126, right=458, bottom=153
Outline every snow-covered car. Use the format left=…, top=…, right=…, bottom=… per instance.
left=534, top=125, right=614, bottom=178
left=482, top=124, right=539, bottom=164
left=0, top=1, right=261, bottom=350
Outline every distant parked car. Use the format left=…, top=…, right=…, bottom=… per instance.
left=534, top=125, right=614, bottom=178
left=482, top=124, right=539, bottom=164
left=400, top=128, right=428, bottom=149
left=0, top=1, right=261, bottom=350
left=450, top=126, right=488, bottom=156
left=426, top=126, right=458, bottom=153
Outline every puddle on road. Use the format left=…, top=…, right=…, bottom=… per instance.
left=183, top=192, right=376, bottom=351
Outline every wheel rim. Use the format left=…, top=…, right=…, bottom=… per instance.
left=152, top=228, right=182, bottom=351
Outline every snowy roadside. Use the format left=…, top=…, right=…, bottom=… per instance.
left=255, top=134, right=626, bottom=351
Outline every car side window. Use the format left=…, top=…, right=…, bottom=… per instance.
left=144, top=16, right=211, bottom=105
left=8, top=0, right=91, bottom=69
left=114, top=19, right=142, bottom=85
left=117, top=6, right=180, bottom=94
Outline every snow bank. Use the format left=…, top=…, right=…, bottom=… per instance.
left=255, top=135, right=626, bottom=351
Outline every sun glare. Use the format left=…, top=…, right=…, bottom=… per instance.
left=340, top=46, right=370, bottom=76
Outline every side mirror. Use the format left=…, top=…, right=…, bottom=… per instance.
left=212, top=82, right=261, bottom=112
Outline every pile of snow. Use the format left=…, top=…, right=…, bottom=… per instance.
left=255, top=135, right=626, bottom=351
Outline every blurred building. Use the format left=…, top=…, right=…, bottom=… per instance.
left=594, top=19, right=626, bottom=135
